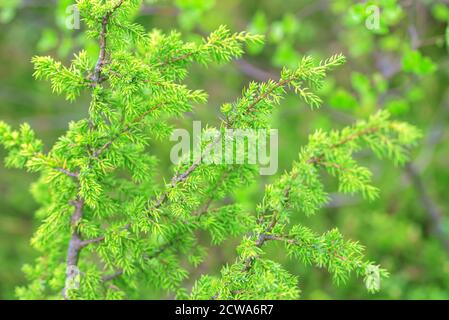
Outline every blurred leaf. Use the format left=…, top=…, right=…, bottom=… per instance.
left=249, top=11, right=268, bottom=34
left=432, top=3, right=449, bottom=22
left=37, top=29, right=59, bottom=53
left=0, top=0, right=20, bottom=24
left=269, top=21, right=285, bottom=43
left=402, top=50, right=436, bottom=75
left=272, top=42, right=299, bottom=68
left=329, top=89, right=358, bottom=111
left=351, top=72, right=371, bottom=95
left=386, top=99, right=410, bottom=116
left=282, top=13, right=299, bottom=36
left=0, top=7, right=15, bottom=24
left=175, top=0, right=215, bottom=30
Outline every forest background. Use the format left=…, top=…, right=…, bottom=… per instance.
left=0, top=0, right=448, bottom=299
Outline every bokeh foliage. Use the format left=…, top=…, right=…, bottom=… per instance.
left=0, top=0, right=448, bottom=299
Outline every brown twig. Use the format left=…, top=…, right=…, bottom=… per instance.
left=62, top=198, right=85, bottom=300
left=55, top=167, right=79, bottom=179
left=102, top=270, right=124, bottom=282
left=62, top=0, right=126, bottom=300
left=80, top=236, right=106, bottom=248
left=92, top=0, right=125, bottom=84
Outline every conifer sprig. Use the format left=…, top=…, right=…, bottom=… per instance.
left=192, top=111, right=419, bottom=300
left=148, top=53, right=346, bottom=212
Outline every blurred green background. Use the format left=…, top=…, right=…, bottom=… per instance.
left=0, top=0, right=448, bottom=299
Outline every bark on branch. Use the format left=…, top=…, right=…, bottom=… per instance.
left=62, top=198, right=84, bottom=300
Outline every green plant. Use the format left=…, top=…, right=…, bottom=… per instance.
left=0, top=0, right=420, bottom=300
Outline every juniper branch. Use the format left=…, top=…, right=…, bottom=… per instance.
left=62, top=0, right=126, bottom=300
